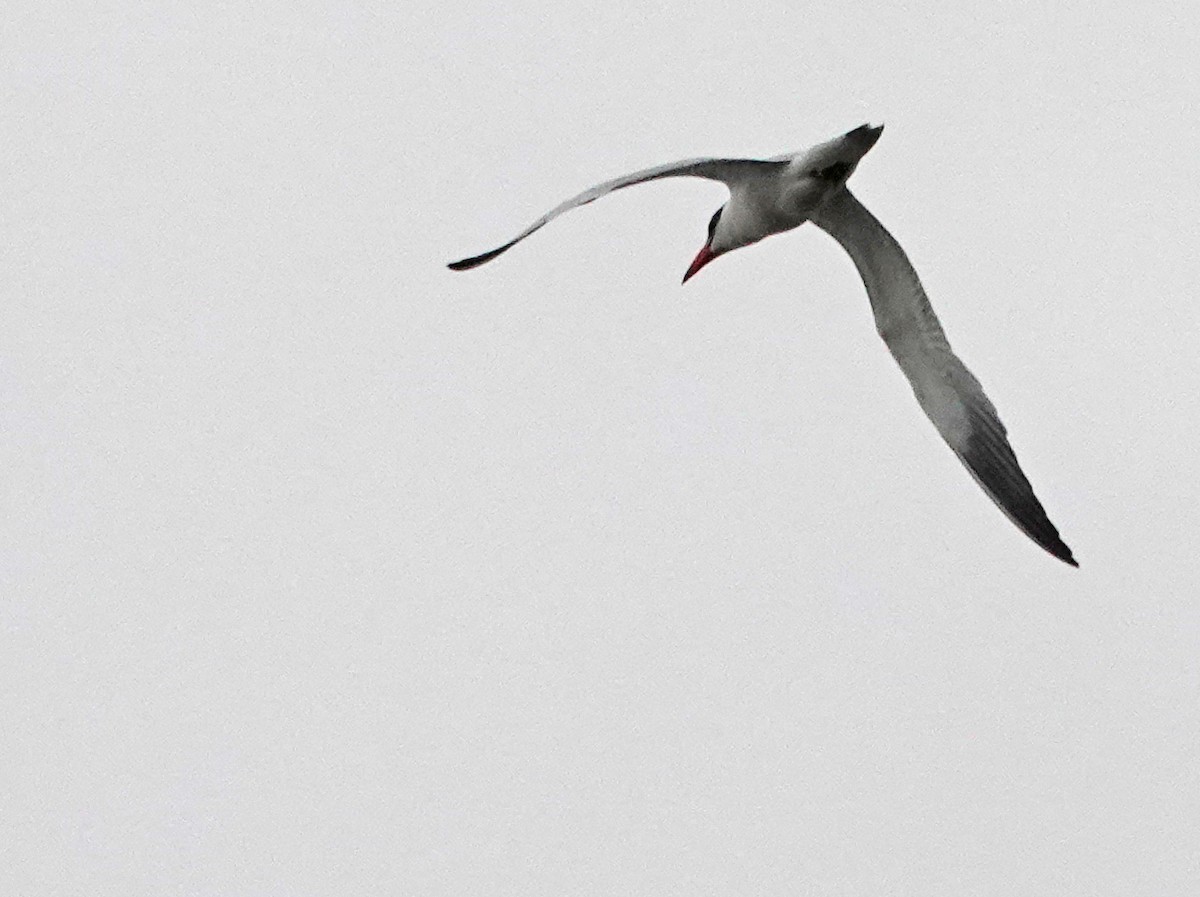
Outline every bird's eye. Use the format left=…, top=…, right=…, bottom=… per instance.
left=707, top=208, right=722, bottom=239
left=812, top=162, right=851, bottom=182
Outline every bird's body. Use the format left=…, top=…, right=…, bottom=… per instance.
left=448, top=125, right=1078, bottom=566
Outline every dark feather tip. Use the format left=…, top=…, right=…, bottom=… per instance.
left=447, top=241, right=516, bottom=271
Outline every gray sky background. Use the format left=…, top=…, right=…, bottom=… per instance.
left=4, top=2, right=1199, bottom=894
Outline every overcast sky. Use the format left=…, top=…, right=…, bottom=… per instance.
left=4, top=1, right=1200, bottom=895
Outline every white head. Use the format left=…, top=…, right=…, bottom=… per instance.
left=684, top=123, right=884, bottom=282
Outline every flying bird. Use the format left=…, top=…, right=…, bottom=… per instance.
left=448, top=125, right=1077, bottom=566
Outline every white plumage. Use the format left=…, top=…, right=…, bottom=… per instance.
left=449, top=125, right=1076, bottom=566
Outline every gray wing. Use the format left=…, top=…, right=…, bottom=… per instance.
left=811, top=188, right=1077, bottom=566
left=448, top=158, right=784, bottom=270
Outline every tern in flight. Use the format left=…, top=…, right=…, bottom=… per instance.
left=448, top=124, right=1077, bottom=566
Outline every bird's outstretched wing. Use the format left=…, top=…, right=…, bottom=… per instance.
left=811, top=188, right=1077, bottom=566
left=448, top=158, right=784, bottom=270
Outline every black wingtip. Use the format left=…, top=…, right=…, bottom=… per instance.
left=447, top=255, right=486, bottom=271
left=1051, top=543, right=1079, bottom=568
left=1018, top=509, right=1077, bottom=568
left=447, top=240, right=518, bottom=272
left=1036, top=517, right=1078, bottom=568
left=957, top=427, right=1078, bottom=569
